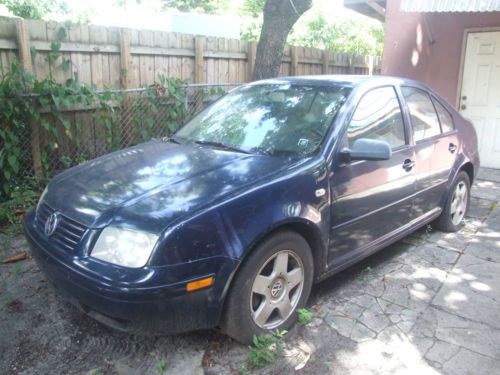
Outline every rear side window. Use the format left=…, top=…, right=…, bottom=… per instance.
left=347, top=86, right=406, bottom=149
left=433, top=98, right=454, bottom=134
left=402, top=87, right=441, bottom=142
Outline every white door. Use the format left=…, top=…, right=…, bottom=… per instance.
left=460, top=31, right=500, bottom=169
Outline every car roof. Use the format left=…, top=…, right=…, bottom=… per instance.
left=250, top=75, right=431, bottom=91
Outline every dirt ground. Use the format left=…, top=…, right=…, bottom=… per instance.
left=1, top=172, right=499, bottom=375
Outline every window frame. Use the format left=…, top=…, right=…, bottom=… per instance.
left=344, top=85, right=409, bottom=152
left=431, top=95, right=456, bottom=135
left=400, top=85, right=450, bottom=144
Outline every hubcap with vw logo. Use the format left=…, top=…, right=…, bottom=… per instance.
left=250, top=250, right=305, bottom=329
left=44, top=212, right=61, bottom=236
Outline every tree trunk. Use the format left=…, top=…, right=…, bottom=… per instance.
left=253, top=0, right=312, bottom=81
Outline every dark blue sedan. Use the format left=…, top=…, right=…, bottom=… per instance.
left=24, top=76, right=479, bottom=343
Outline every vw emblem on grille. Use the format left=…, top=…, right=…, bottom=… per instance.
left=44, top=212, right=60, bottom=236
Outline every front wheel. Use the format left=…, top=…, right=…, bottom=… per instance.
left=434, top=171, right=470, bottom=232
left=221, top=231, right=314, bottom=344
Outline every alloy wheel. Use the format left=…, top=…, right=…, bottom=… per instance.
left=450, top=181, right=468, bottom=226
left=250, top=250, right=304, bottom=329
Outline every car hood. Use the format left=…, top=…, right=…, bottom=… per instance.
left=44, top=140, right=293, bottom=231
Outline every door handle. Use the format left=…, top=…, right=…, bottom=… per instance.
left=448, top=143, right=457, bottom=153
left=402, top=159, right=414, bottom=172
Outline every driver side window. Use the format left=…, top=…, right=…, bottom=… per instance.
left=348, top=87, right=406, bottom=149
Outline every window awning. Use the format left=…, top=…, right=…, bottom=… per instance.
left=401, top=0, right=500, bottom=12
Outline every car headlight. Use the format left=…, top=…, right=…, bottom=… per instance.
left=91, top=226, right=159, bottom=268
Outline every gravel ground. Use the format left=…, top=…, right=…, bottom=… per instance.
left=1, top=172, right=499, bottom=375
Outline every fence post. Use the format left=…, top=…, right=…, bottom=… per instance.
left=247, top=41, right=257, bottom=82
left=193, top=37, right=205, bottom=114
left=291, top=46, right=299, bottom=76
left=322, top=50, right=329, bottom=75
left=194, top=37, right=205, bottom=84
left=368, top=55, right=374, bottom=75
left=120, top=28, right=132, bottom=89
left=348, top=56, right=355, bottom=74
left=16, top=19, right=42, bottom=180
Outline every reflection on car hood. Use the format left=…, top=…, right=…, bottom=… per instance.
left=44, top=140, right=293, bottom=230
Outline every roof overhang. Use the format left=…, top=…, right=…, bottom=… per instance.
left=343, top=0, right=387, bottom=22
left=400, top=0, right=500, bottom=12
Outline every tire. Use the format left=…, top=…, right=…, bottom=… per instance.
left=221, top=230, right=314, bottom=344
left=434, top=171, right=471, bottom=232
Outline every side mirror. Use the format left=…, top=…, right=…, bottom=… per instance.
left=340, top=138, right=392, bottom=163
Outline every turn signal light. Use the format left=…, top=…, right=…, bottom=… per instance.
left=186, top=277, right=214, bottom=292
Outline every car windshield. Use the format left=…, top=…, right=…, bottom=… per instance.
left=174, top=83, right=351, bottom=156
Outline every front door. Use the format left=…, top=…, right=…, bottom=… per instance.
left=328, top=86, right=416, bottom=267
left=460, top=31, right=500, bottom=169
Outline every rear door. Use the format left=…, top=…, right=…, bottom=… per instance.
left=328, top=86, right=417, bottom=266
left=401, top=87, right=459, bottom=217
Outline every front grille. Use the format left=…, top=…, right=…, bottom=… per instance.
left=35, top=203, right=88, bottom=252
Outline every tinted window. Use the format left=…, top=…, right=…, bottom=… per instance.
left=433, top=98, right=454, bottom=133
left=348, top=86, right=405, bottom=149
left=402, top=87, right=441, bottom=142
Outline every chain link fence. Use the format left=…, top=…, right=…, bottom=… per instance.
left=18, top=83, right=240, bottom=183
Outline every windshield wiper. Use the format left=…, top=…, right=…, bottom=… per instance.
left=194, top=140, right=250, bottom=154
left=162, top=135, right=182, bottom=144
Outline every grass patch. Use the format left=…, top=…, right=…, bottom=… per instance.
left=156, top=359, right=167, bottom=374
left=246, top=330, right=286, bottom=370
left=297, top=308, right=313, bottom=325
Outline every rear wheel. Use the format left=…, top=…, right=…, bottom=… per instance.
left=434, top=171, right=470, bottom=232
left=221, top=231, right=314, bottom=344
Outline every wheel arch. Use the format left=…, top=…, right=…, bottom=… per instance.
left=460, top=161, right=474, bottom=185
left=217, top=218, right=326, bottom=324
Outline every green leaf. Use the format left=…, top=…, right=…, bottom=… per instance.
left=62, top=58, right=70, bottom=72
left=50, top=41, right=61, bottom=54
left=57, top=27, right=67, bottom=41
left=7, top=155, right=18, bottom=173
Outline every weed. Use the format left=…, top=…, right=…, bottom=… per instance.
left=91, top=370, right=103, bottom=375
left=0, top=179, right=41, bottom=233
left=156, top=359, right=167, bottom=374
left=13, top=264, right=22, bottom=275
left=356, top=266, right=372, bottom=281
left=247, top=330, right=286, bottom=370
left=3, top=295, right=14, bottom=305
left=297, top=308, right=313, bottom=325
left=239, top=362, right=250, bottom=375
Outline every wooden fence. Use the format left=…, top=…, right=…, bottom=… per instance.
left=0, top=17, right=381, bottom=89
left=0, top=17, right=381, bottom=180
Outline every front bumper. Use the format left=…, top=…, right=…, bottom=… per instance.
left=23, top=210, right=238, bottom=334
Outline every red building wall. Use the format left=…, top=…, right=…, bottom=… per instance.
left=382, top=0, right=500, bottom=107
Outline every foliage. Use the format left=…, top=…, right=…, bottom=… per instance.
left=0, top=24, right=189, bottom=232
left=0, top=178, right=40, bottom=232
left=247, top=330, right=286, bottom=370
left=240, top=17, right=262, bottom=42
left=241, top=0, right=265, bottom=18
left=162, top=0, right=228, bottom=13
left=240, top=2, right=384, bottom=57
left=290, top=14, right=384, bottom=56
left=0, top=0, right=67, bottom=19
left=132, top=75, right=187, bottom=142
left=156, top=358, right=167, bottom=374
left=296, top=308, right=313, bottom=325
